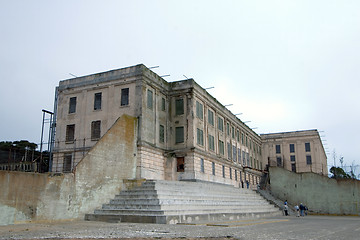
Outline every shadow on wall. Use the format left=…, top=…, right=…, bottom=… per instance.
left=269, top=167, right=360, bottom=216
left=0, top=114, right=138, bottom=226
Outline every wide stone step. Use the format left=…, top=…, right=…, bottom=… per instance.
left=102, top=202, right=276, bottom=211
left=108, top=198, right=268, bottom=206
left=85, top=180, right=282, bottom=224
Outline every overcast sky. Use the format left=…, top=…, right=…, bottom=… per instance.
left=0, top=1, right=359, bottom=173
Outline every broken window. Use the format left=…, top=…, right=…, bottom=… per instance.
left=91, top=120, right=101, bottom=140
left=66, top=124, right=75, bottom=142
left=69, top=97, right=77, bottom=114
left=177, top=157, right=184, bottom=172
left=121, top=88, right=129, bottom=106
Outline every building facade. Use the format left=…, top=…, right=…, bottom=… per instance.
left=261, top=130, right=328, bottom=175
left=52, top=64, right=263, bottom=188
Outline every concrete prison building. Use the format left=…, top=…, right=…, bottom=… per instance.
left=261, top=130, right=328, bottom=175
left=51, top=64, right=327, bottom=189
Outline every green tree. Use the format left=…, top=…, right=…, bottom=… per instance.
left=330, top=166, right=352, bottom=179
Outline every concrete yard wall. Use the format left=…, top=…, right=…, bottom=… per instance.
left=269, top=167, right=360, bottom=215
left=0, top=115, right=138, bottom=225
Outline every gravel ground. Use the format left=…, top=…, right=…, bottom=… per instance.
left=1, top=215, right=359, bottom=240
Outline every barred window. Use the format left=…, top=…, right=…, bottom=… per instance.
left=66, top=124, right=75, bottom=142
left=196, top=101, right=203, bottom=120
left=91, top=120, right=101, bottom=140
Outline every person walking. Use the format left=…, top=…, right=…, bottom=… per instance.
left=295, top=205, right=300, bottom=217
left=284, top=203, right=289, bottom=216
left=300, top=203, right=305, bottom=217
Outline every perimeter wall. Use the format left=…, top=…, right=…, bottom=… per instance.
left=269, top=167, right=360, bottom=215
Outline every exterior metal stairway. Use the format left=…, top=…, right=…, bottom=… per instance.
left=85, top=180, right=282, bottom=224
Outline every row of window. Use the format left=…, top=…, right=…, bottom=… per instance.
left=173, top=97, right=261, bottom=154
left=66, top=121, right=101, bottom=142
left=68, top=88, right=130, bottom=114
left=275, top=143, right=311, bottom=154
left=199, top=158, right=259, bottom=183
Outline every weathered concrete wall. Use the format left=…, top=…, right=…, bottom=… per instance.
left=0, top=115, right=138, bottom=225
left=269, top=167, right=360, bottom=215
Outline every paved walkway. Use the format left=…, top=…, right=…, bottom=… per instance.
left=0, top=215, right=359, bottom=239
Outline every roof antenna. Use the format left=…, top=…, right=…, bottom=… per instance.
left=69, top=73, right=78, bottom=78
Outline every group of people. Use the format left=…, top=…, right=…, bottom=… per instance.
left=283, top=200, right=308, bottom=217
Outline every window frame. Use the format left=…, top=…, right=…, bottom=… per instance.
left=94, top=92, right=102, bottom=110
left=121, top=88, right=129, bottom=106
left=69, top=97, right=77, bottom=114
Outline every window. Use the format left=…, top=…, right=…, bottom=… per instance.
left=197, top=128, right=204, bottom=146
left=276, top=144, right=281, bottom=154
left=91, top=120, right=101, bottom=140
left=121, top=88, right=129, bottom=106
left=208, top=109, right=214, bottom=126
left=161, top=97, right=166, bottom=111
left=306, top=155, right=312, bottom=165
left=159, top=125, right=165, bottom=143
left=227, top=123, right=230, bottom=136
left=289, top=144, right=295, bottom=153
left=175, top=98, right=184, bottom=115
left=291, top=163, right=296, bottom=172
left=208, top=134, right=215, bottom=151
left=94, top=92, right=102, bottom=110
left=66, top=124, right=75, bottom=142
left=69, top=97, right=76, bottom=114
left=236, top=130, right=240, bottom=142
left=177, top=157, right=184, bottom=172
left=277, top=157, right=282, bottom=166
left=232, top=126, right=235, bottom=139
left=147, top=89, right=153, bottom=109
left=229, top=168, right=232, bottom=179
left=233, top=145, right=237, bottom=162
left=238, top=149, right=241, bottom=164
left=235, top=170, right=238, bottom=181
left=260, top=162, right=263, bottom=170
left=241, top=133, right=244, bottom=145
left=222, top=165, right=225, bottom=178
left=175, top=127, right=184, bottom=143
left=290, top=155, right=296, bottom=162
left=246, top=136, right=248, bottom=147
left=196, top=101, right=203, bottom=120
left=200, top=158, right=204, bottom=173
left=212, top=162, right=215, bottom=175
left=246, top=152, right=250, bottom=166
left=305, top=142, right=311, bottom=152
left=242, top=151, right=246, bottom=165
left=218, top=140, right=224, bottom=155
left=63, top=154, right=72, bottom=172
left=218, top=117, right=224, bottom=131
left=227, top=142, right=232, bottom=160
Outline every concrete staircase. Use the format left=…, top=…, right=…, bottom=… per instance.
left=85, top=180, right=281, bottom=224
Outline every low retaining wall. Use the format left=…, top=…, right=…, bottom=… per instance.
left=0, top=115, right=138, bottom=225
left=269, top=167, right=360, bottom=215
